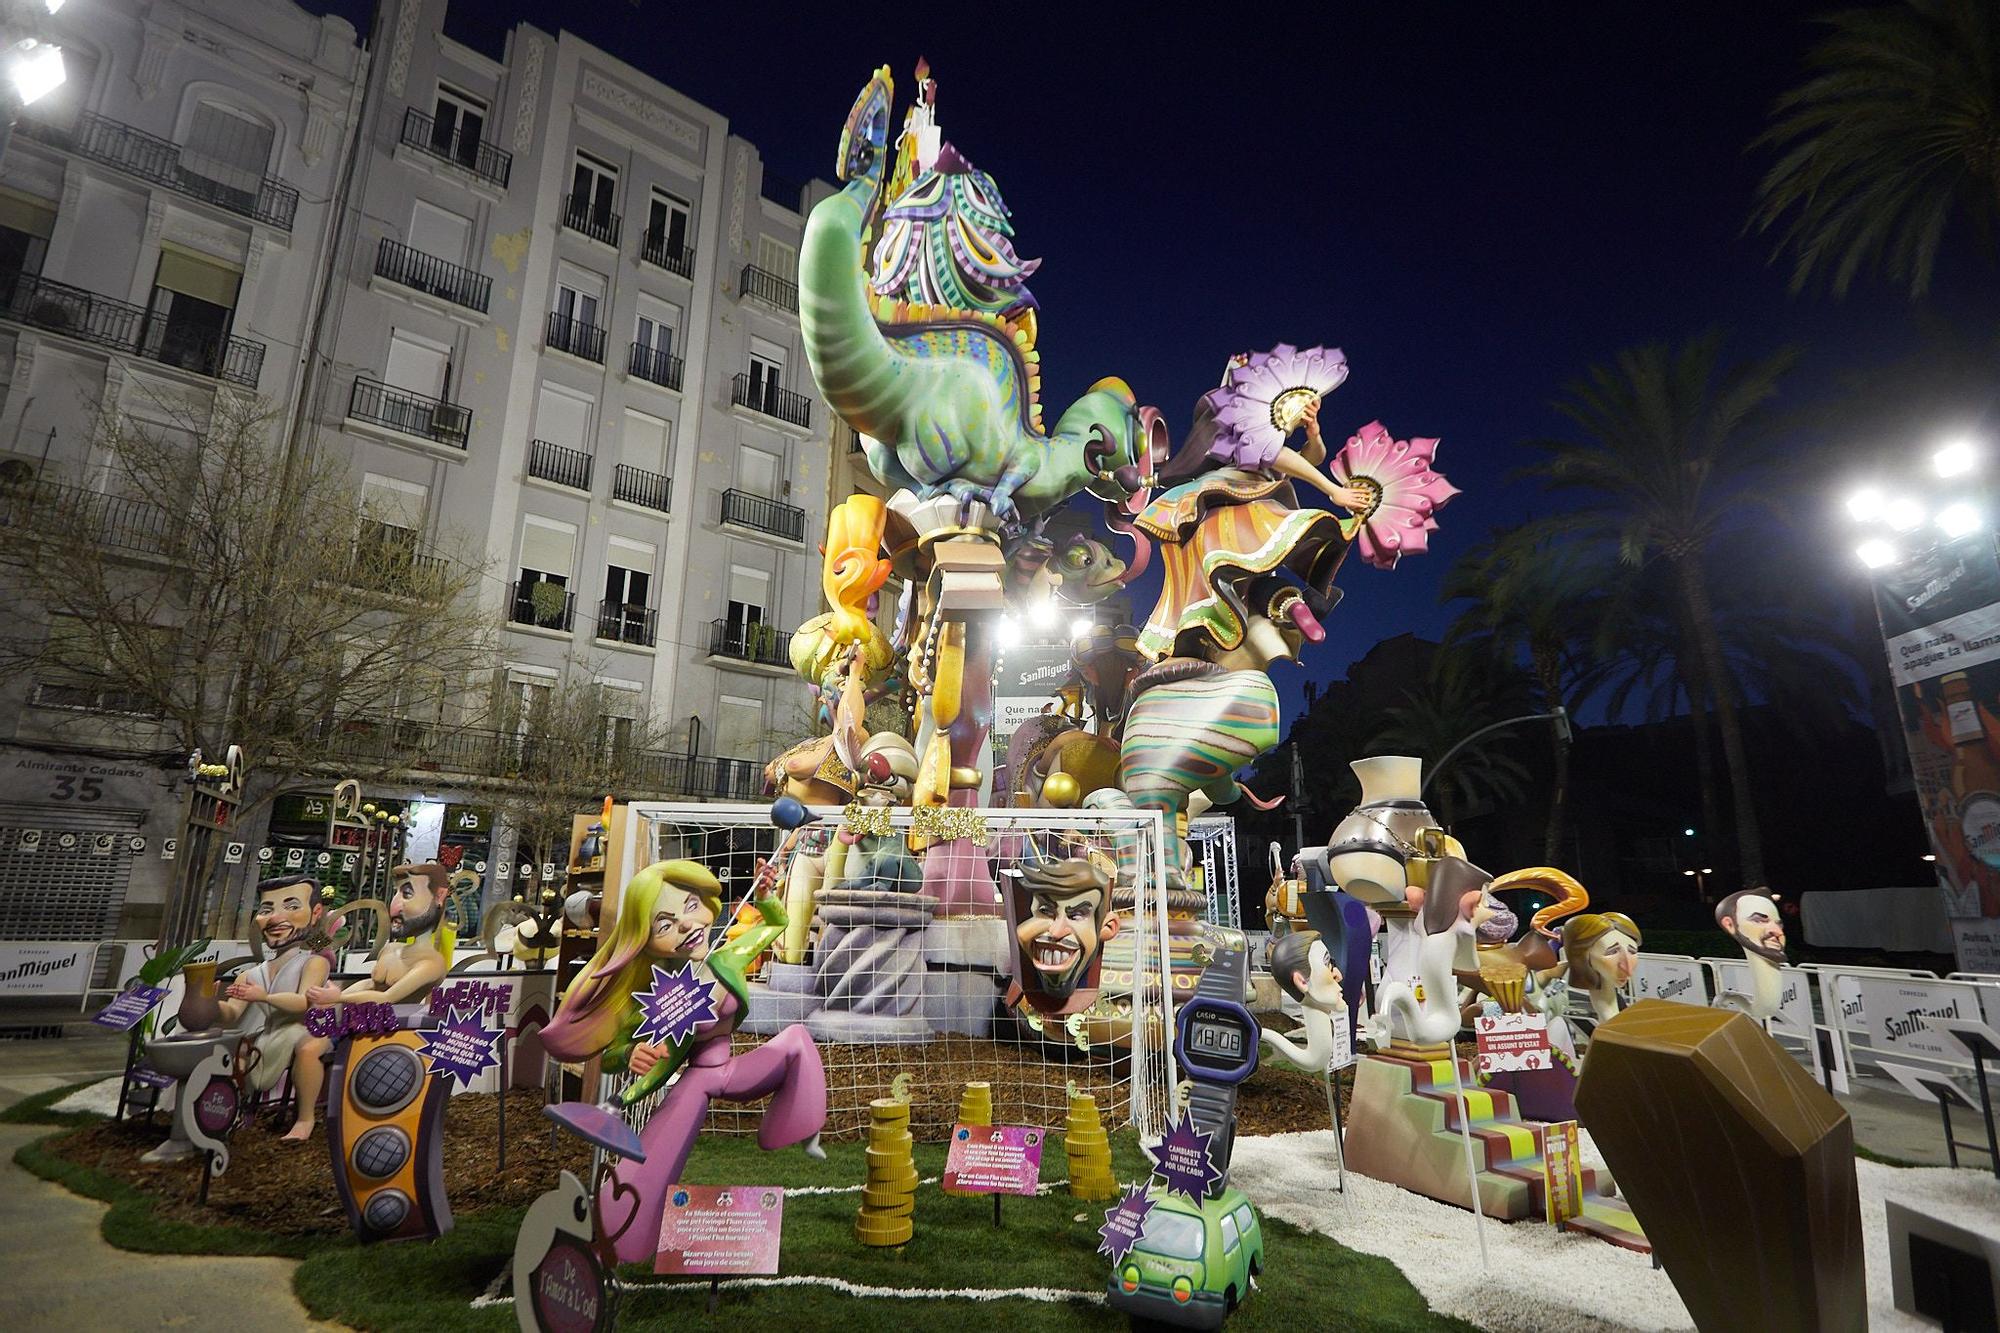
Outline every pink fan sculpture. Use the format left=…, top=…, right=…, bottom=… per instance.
left=1331, top=421, right=1460, bottom=570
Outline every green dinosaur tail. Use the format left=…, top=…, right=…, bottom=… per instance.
left=802, top=70, right=906, bottom=439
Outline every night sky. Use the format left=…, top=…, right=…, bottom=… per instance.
left=316, top=1, right=2000, bottom=722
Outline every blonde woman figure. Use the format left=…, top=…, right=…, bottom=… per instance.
left=540, top=861, right=826, bottom=1265
left=1561, top=912, right=1642, bottom=1026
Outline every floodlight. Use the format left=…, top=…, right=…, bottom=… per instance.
left=1844, top=487, right=1881, bottom=523
left=1855, top=539, right=1899, bottom=569
left=1934, top=439, right=1980, bottom=478
left=7, top=41, right=64, bottom=107
left=1937, top=503, right=1983, bottom=539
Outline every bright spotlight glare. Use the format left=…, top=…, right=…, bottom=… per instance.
left=1855, top=539, right=1899, bottom=569
left=1934, top=439, right=1980, bottom=478
left=995, top=615, right=1022, bottom=649
left=1844, top=487, right=1882, bottom=522
left=1028, top=598, right=1056, bottom=629
left=1938, top=503, right=1984, bottom=539
left=44, top=0, right=66, bottom=14
left=7, top=42, right=65, bottom=107
left=1884, top=497, right=1927, bottom=532
left=1069, top=617, right=1094, bottom=641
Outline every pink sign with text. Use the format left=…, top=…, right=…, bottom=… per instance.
left=941, top=1123, right=1044, bottom=1196
left=654, top=1185, right=784, bottom=1276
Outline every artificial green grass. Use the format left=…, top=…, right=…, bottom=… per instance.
left=22, top=1115, right=1481, bottom=1332
left=0, top=1077, right=112, bottom=1127
left=1853, top=1143, right=1929, bottom=1169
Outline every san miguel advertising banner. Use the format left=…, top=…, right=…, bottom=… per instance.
left=1876, top=531, right=2000, bottom=969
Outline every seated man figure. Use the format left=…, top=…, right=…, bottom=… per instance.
left=301, top=862, right=455, bottom=1136
left=214, top=874, right=334, bottom=1142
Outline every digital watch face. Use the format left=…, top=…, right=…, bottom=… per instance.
left=1176, top=999, right=1257, bottom=1082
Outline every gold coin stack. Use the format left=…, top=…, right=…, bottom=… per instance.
left=942, top=1081, right=993, bottom=1196
left=855, top=1097, right=917, bottom=1247
left=1064, top=1090, right=1118, bottom=1200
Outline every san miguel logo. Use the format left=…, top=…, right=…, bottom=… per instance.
left=1884, top=1000, right=1963, bottom=1042
left=0, top=953, right=79, bottom=984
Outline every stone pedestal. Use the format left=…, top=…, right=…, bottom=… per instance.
left=740, top=961, right=819, bottom=1034
left=918, top=916, right=1010, bottom=1037
left=807, top=889, right=939, bottom=1044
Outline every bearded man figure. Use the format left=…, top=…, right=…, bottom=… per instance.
left=1715, top=888, right=1788, bottom=1021
left=213, top=875, right=334, bottom=1141
left=1005, top=855, right=1121, bottom=1016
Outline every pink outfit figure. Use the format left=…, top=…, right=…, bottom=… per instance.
left=603, top=992, right=826, bottom=1265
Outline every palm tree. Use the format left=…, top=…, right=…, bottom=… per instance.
left=1370, top=650, right=1534, bottom=828
left=1443, top=528, right=1625, bottom=861
left=1520, top=332, right=1799, bottom=888
left=1750, top=0, right=2000, bottom=298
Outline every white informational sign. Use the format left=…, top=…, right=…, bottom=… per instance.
left=224, top=842, right=245, bottom=864
left=160, top=837, right=177, bottom=860
left=1327, top=1012, right=1355, bottom=1073
left=1708, top=961, right=1814, bottom=1037
left=285, top=847, right=304, bottom=868
left=256, top=847, right=273, bottom=864
left=1632, top=956, right=1707, bottom=1006
left=496, top=861, right=511, bottom=880
left=91, top=833, right=116, bottom=857
left=1851, top=976, right=1984, bottom=1068
left=17, top=830, right=40, bottom=853
left=1952, top=919, right=2000, bottom=975
left=126, top=835, right=146, bottom=855
left=112, top=939, right=254, bottom=989
left=0, top=942, right=95, bottom=996
left=54, top=832, right=77, bottom=851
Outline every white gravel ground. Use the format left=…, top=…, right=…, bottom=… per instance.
left=1233, top=1129, right=1998, bottom=1332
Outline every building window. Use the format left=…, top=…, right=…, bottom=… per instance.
left=431, top=83, right=488, bottom=169
left=553, top=263, right=603, bottom=329
left=515, top=517, right=575, bottom=629
left=534, top=382, right=594, bottom=450
left=408, top=200, right=472, bottom=267
left=746, top=337, right=784, bottom=414
left=635, top=296, right=676, bottom=361
left=716, top=694, right=764, bottom=761
left=754, top=234, right=797, bottom=284
left=726, top=564, right=770, bottom=635
left=385, top=327, right=451, bottom=396
left=182, top=103, right=275, bottom=214
left=603, top=556, right=651, bottom=609
left=358, top=473, right=427, bottom=565
left=623, top=409, right=670, bottom=472
left=570, top=151, right=618, bottom=228
left=646, top=189, right=690, bottom=256
left=0, top=194, right=53, bottom=293
left=146, top=248, right=242, bottom=377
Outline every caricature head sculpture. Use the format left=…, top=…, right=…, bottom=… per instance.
left=253, top=874, right=326, bottom=954
left=1563, top=912, right=1642, bottom=994
left=1270, top=929, right=1345, bottom=1014
left=539, top=860, right=722, bottom=1063
left=1716, top=888, right=1786, bottom=966
left=387, top=862, right=456, bottom=970
left=1009, top=855, right=1119, bottom=1012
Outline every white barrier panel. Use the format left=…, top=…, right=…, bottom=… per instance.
left=1632, top=954, right=1707, bottom=1006
left=112, top=939, right=253, bottom=990
left=0, top=942, right=97, bottom=996
left=1950, top=919, right=2000, bottom=973
left=1702, top=959, right=1814, bottom=1038
left=1850, top=975, right=1990, bottom=1072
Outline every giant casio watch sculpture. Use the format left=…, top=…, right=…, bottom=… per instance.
left=1173, top=936, right=1259, bottom=1187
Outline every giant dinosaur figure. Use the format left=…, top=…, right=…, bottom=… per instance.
left=801, top=67, right=1156, bottom=525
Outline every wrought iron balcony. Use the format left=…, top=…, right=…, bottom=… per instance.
left=561, top=192, right=621, bottom=248
left=597, top=599, right=658, bottom=648
left=527, top=439, right=593, bottom=490
left=22, top=110, right=299, bottom=231
left=348, top=376, right=471, bottom=448
left=546, top=310, right=606, bottom=363
left=374, top=238, right=491, bottom=313
left=0, top=473, right=179, bottom=557
left=737, top=263, right=798, bottom=312
left=0, top=272, right=264, bottom=387
left=612, top=464, right=672, bottom=514
left=313, top=717, right=764, bottom=800
left=342, top=538, right=450, bottom=599
left=729, top=372, right=812, bottom=429
left=708, top=618, right=792, bottom=667
left=627, top=341, right=683, bottom=390
left=720, top=487, right=806, bottom=542
left=509, top=578, right=574, bottom=632
left=398, top=106, right=512, bottom=189
left=641, top=229, right=694, bottom=278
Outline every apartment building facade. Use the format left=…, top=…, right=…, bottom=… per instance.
left=0, top=0, right=837, bottom=945
left=0, top=0, right=365, bottom=944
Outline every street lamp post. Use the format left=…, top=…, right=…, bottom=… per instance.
left=1682, top=866, right=1714, bottom=905
left=0, top=0, right=70, bottom=166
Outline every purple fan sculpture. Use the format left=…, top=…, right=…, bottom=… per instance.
left=1206, top=343, right=1351, bottom=459
left=1330, top=420, right=1461, bottom=569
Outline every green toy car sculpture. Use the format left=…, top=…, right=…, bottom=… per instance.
left=1108, top=1186, right=1264, bottom=1328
